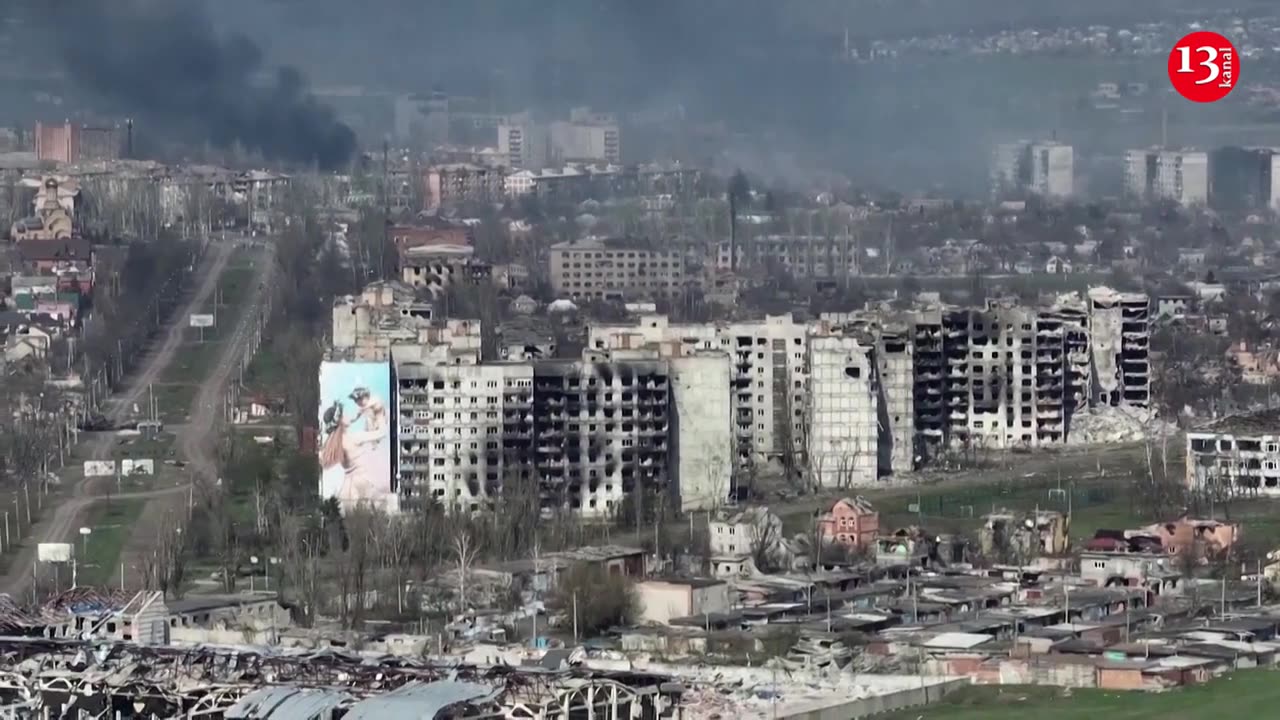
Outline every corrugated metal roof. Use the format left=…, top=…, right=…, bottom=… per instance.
left=343, top=681, right=498, bottom=720
left=226, top=687, right=351, bottom=720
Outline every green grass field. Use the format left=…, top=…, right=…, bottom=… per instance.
left=77, top=498, right=146, bottom=586
left=150, top=384, right=199, bottom=424
left=777, top=442, right=1280, bottom=553
left=885, top=670, right=1280, bottom=719
left=160, top=339, right=227, bottom=384
left=243, top=345, right=289, bottom=397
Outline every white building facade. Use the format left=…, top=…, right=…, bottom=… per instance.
left=805, top=335, right=879, bottom=488
left=1125, top=148, right=1209, bottom=207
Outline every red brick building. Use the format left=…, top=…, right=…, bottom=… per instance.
left=817, top=496, right=880, bottom=549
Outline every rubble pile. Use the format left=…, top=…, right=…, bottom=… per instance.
left=1066, top=405, right=1176, bottom=446
left=635, top=660, right=947, bottom=719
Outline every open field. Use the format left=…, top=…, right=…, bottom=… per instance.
left=243, top=345, right=289, bottom=397
left=778, top=443, right=1151, bottom=535
left=773, top=440, right=1280, bottom=554
left=76, top=498, right=146, bottom=587
left=151, top=384, right=200, bottom=424
left=884, top=670, right=1280, bottom=719
left=160, top=264, right=258, bottom=385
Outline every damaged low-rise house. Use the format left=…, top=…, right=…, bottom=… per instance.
left=979, top=509, right=1071, bottom=562
left=817, top=496, right=880, bottom=550
left=1129, top=516, right=1239, bottom=559
left=709, top=507, right=783, bottom=559
left=876, top=529, right=932, bottom=568
left=1185, top=408, right=1280, bottom=497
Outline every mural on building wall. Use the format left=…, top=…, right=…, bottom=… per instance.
left=318, top=361, right=398, bottom=514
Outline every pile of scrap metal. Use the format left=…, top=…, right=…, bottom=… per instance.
left=0, top=590, right=137, bottom=640
left=0, top=596, right=48, bottom=636
left=0, top=636, right=685, bottom=720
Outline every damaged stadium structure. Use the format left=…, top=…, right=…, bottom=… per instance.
left=0, top=637, right=685, bottom=719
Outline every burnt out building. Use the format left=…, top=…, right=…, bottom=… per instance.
left=532, top=357, right=671, bottom=517
left=395, top=361, right=535, bottom=513
left=395, top=354, right=675, bottom=518
left=1087, top=287, right=1150, bottom=408
left=908, top=295, right=1104, bottom=459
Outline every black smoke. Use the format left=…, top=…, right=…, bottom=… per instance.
left=48, top=0, right=355, bottom=169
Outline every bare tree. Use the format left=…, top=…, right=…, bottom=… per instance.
left=377, top=515, right=414, bottom=615
left=277, top=512, right=322, bottom=627
left=748, top=512, right=783, bottom=573
left=452, top=528, right=479, bottom=613
left=141, top=514, right=188, bottom=598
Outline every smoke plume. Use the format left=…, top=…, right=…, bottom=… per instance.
left=50, top=0, right=355, bottom=169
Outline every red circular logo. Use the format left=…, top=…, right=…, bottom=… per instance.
left=1169, top=31, right=1239, bottom=103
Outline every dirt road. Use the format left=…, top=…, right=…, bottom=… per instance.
left=117, top=242, right=276, bottom=570
left=0, top=239, right=235, bottom=597
left=177, top=244, right=275, bottom=485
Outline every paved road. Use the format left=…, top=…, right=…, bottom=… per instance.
left=0, top=239, right=235, bottom=597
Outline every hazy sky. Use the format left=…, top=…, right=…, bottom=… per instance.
left=12, top=1, right=1266, bottom=190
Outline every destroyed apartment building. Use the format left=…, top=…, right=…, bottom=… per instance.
left=327, top=283, right=1150, bottom=516
left=1185, top=407, right=1280, bottom=497
left=326, top=282, right=730, bottom=517
left=589, top=286, right=1149, bottom=483
left=827, top=287, right=1148, bottom=462
left=396, top=353, right=674, bottom=517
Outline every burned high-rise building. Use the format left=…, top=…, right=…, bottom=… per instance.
left=819, top=287, right=1147, bottom=472
left=532, top=357, right=671, bottom=516
left=588, top=314, right=808, bottom=475
left=1087, top=287, right=1150, bottom=409
left=393, top=354, right=676, bottom=518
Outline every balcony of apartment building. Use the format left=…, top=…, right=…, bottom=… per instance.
left=916, top=394, right=947, bottom=417
left=1035, top=366, right=1064, bottom=382
left=398, top=458, right=428, bottom=473
left=503, top=407, right=534, bottom=422
left=1121, top=356, right=1150, bottom=373
left=945, top=359, right=971, bottom=378
left=915, top=339, right=943, bottom=357
left=637, top=405, right=666, bottom=422
left=504, top=415, right=535, bottom=438
left=637, top=423, right=670, bottom=438
left=536, top=455, right=568, bottom=473
left=1123, top=390, right=1151, bottom=406
left=398, top=391, right=429, bottom=407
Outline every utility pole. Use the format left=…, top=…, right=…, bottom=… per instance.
left=531, top=541, right=540, bottom=649
left=909, top=568, right=919, bottom=623
left=1221, top=543, right=1231, bottom=617
left=1258, top=559, right=1264, bottom=609
left=572, top=592, right=579, bottom=643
